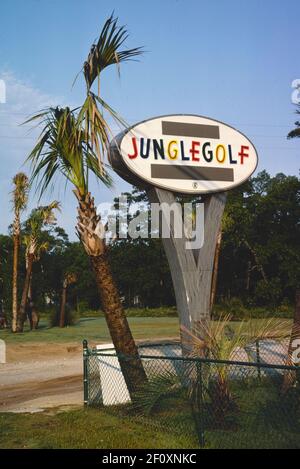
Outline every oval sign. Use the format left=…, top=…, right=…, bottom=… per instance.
left=109, top=114, right=258, bottom=194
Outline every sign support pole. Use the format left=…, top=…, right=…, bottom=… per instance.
left=147, top=187, right=227, bottom=346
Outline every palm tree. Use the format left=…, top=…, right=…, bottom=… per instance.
left=11, top=173, right=29, bottom=332
left=17, top=201, right=60, bottom=332
left=26, top=15, right=147, bottom=393
left=59, top=271, right=77, bottom=328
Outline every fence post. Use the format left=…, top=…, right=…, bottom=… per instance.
left=83, top=339, right=89, bottom=406
left=255, top=340, right=261, bottom=381
left=196, top=361, right=205, bottom=448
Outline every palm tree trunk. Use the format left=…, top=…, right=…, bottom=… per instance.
left=17, top=253, right=34, bottom=332
left=75, top=190, right=147, bottom=394
left=0, top=301, right=7, bottom=329
left=27, top=274, right=33, bottom=330
left=59, top=285, right=67, bottom=328
left=27, top=275, right=39, bottom=329
left=210, top=229, right=222, bottom=311
left=31, top=303, right=39, bottom=330
left=11, top=232, right=19, bottom=332
left=90, top=253, right=147, bottom=393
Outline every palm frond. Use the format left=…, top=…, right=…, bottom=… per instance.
left=35, top=240, right=50, bottom=260
left=287, top=124, right=300, bottom=139
left=26, top=15, right=142, bottom=198
left=82, top=13, right=144, bottom=91
left=38, top=200, right=61, bottom=225
left=94, top=93, right=127, bottom=128
left=131, top=371, right=182, bottom=416
left=241, top=317, right=291, bottom=343
left=182, top=315, right=291, bottom=362
left=11, top=172, right=29, bottom=213
left=77, top=92, right=127, bottom=168
left=26, top=106, right=112, bottom=198
left=23, top=201, right=60, bottom=260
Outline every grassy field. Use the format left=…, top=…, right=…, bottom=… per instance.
left=1, top=381, right=299, bottom=449
left=0, top=408, right=196, bottom=449
left=0, top=316, right=292, bottom=345
left=0, top=317, right=180, bottom=344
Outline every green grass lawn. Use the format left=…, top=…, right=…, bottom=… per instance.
left=1, top=378, right=299, bottom=449
left=0, top=316, right=291, bottom=345
left=0, top=317, right=180, bottom=344
left=0, top=408, right=196, bottom=449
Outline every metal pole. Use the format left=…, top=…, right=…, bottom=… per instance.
left=83, top=339, right=89, bottom=406
left=255, top=339, right=261, bottom=381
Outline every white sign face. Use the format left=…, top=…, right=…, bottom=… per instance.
left=113, top=114, right=258, bottom=194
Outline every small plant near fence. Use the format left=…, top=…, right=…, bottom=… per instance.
left=83, top=319, right=300, bottom=449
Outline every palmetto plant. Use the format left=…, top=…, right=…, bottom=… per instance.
left=183, top=317, right=291, bottom=420
left=26, top=15, right=147, bottom=393
left=132, top=318, right=291, bottom=424
left=11, top=173, right=29, bottom=332
left=183, top=316, right=290, bottom=361
left=17, top=201, right=60, bottom=331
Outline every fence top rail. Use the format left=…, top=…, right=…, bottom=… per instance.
left=83, top=343, right=299, bottom=372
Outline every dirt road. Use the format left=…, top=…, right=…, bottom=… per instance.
left=0, top=338, right=289, bottom=414
left=0, top=338, right=175, bottom=414
left=0, top=343, right=83, bottom=413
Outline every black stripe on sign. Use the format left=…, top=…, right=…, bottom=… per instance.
left=162, top=121, right=220, bottom=139
left=151, top=165, right=234, bottom=182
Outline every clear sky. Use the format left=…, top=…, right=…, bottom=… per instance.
left=0, top=0, right=299, bottom=239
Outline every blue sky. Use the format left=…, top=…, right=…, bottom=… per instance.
left=0, top=0, right=299, bottom=238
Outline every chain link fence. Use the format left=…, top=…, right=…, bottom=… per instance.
left=83, top=340, right=300, bottom=449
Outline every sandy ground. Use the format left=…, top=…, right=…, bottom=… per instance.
left=0, top=339, right=289, bottom=414
left=0, top=343, right=83, bottom=413
left=0, top=339, right=173, bottom=413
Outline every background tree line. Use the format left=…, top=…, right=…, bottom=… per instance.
left=0, top=169, right=299, bottom=321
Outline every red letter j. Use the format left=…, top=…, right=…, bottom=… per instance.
left=128, top=137, right=138, bottom=159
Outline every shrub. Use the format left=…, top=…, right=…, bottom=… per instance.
left=125, top=307, right=177, bottom=318
left=49, top=304, right=79, bottom=327
left=77, top=300, right=89, bottom=314
left=79, top=306, right=177, bottom=318
left=253, top=278, right=282, bottom=307
left=212, top=297, right=293, bottom=321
